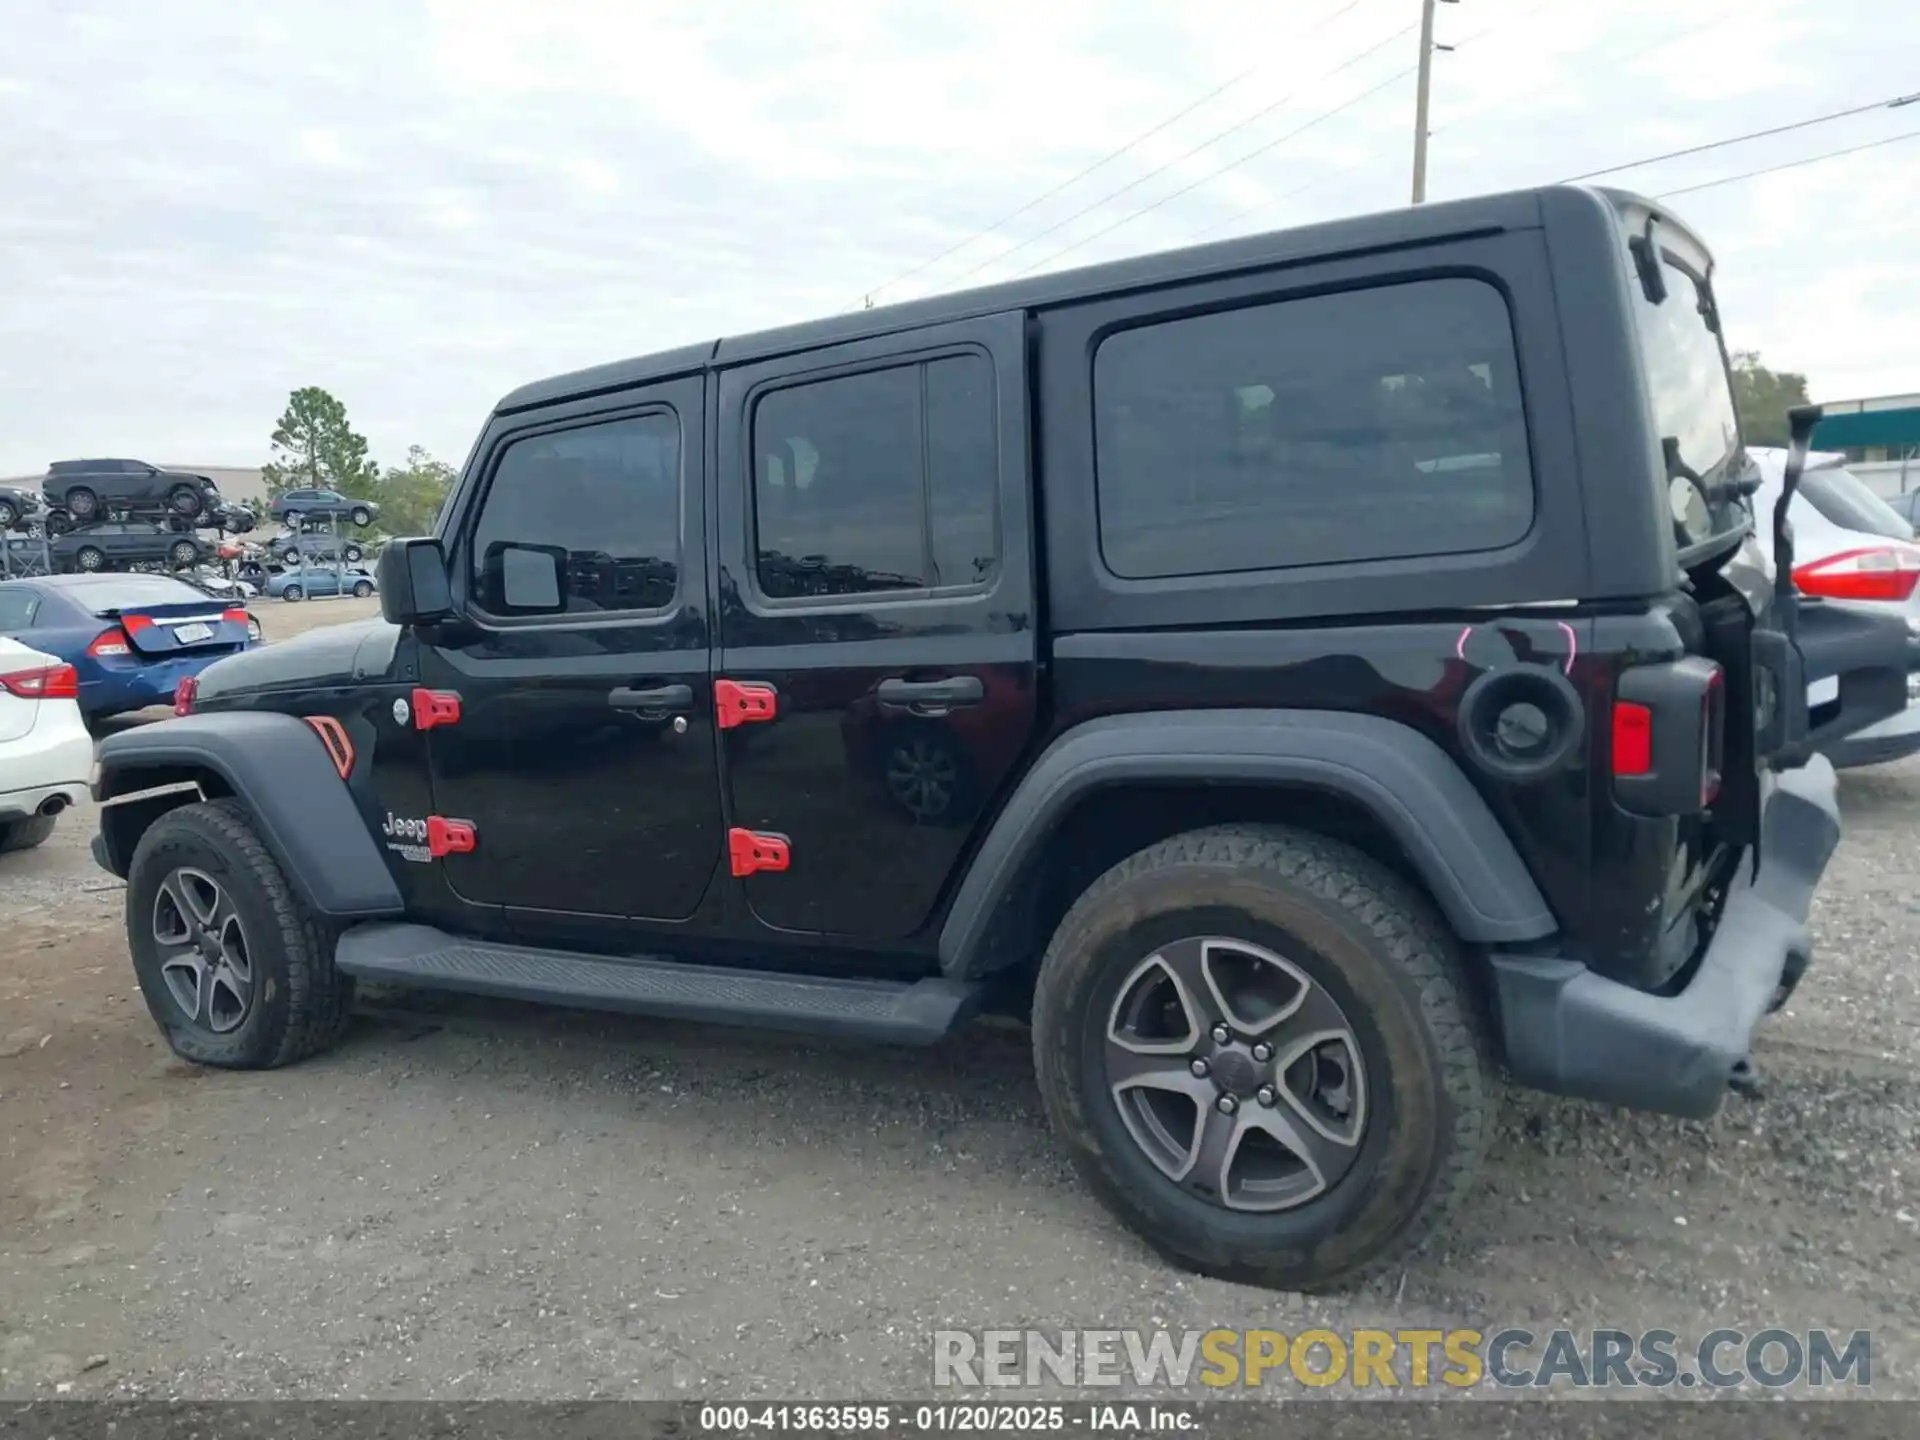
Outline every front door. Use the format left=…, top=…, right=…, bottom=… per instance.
left=715, top=314, right=1039, bottom=941
left=419, top=376, right=722, bottom=927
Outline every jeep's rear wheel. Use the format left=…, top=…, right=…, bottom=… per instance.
left=1031, top=823, right=1492, bottom=1292
left=126, top=799, right=353, bottom=1068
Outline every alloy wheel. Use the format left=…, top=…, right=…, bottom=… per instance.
left=151, top=867, right=255, bottom=1034
left=1105, top=936, right=1367, bottom=1212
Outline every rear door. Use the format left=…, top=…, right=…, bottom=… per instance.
left=714, top=313, right=1038, bottom=941
left=417, top=376, right=723, bottom=930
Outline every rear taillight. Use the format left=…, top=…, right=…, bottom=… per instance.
left=1612, top=656, right=1725, bottom=816
left=221, top=607, right=248, bottom=625
left=87, top=627, right=132, bottom=657
left=1610, top=703, right=1653, bottom=775
left=0, top=663, right=79, bottom=699
left=120, top=613, right=156, bottom=634
left=1793, top=546, right=1920, bottom=602
left=174, top=676, right=198, bottom=715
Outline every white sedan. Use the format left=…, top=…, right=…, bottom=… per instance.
left=0, top=636, right=92, bottom=854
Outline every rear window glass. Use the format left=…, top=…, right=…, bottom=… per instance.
left=58, top=575, right=205, bottom=610
left=1092, top=277, right=1535, bottom=580
left=1800, top=467, right=1915, bottom=542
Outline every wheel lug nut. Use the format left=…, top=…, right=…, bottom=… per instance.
left=1216, top=1095, right=1238, bottom=1114
left=1257, top=1085, right=1277, bottom=1107
left=1211, top=1024, right=1231, bottom=1044
left=1252, top=1043, right=1273, bottom=1063
left=1189, top=1058, right=1209, bottom=1078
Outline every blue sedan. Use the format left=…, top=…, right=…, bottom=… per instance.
left=264, top=567, right=377, bottom=601
left=0, top=573, right=256, bottom=721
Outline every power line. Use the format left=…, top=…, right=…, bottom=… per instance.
left=1653, top=125, right=1920, bottom=199
left=937, top=17, right=1417, bottom=289
left=855, top=0, right=1385, bottom=307
left=1176, top=0, right=1746, bottom=245
left=1007, top=63, right=1416, bottom=279
left=1564, top=90, right=1920, bottom=182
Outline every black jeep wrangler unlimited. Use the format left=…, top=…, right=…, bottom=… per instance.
left=91, top=186, right=1912, bottom=1291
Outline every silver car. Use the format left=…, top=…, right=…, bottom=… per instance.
left=1750, top=447, right=1920, bottom=767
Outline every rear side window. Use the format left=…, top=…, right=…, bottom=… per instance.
left=0, top=590, right=38, bottom=628
left=1093, top=277, right=1534, bottom=580
left=751, top=353, right=999, bottom=599
left=469, top=411, right=682, bottom=615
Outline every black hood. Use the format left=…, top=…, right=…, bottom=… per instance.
left=195, top=617, right=404, bottom=704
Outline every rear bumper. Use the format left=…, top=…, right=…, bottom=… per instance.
left=1489, top=757, right=1840, bottom=1120
left=0, top=721, right=92, bottom=823
left=80, top=654, right=227, bottom=718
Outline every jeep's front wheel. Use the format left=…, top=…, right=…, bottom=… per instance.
left=126, top=799, right=353, bottom=1069
left=1031, top=823, right=1492, bottom=1292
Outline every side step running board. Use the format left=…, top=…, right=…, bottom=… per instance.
left=334, top=922, right=982, bottom=1045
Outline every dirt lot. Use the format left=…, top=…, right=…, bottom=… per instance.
left=3, top=594, right=1917, bottom=1400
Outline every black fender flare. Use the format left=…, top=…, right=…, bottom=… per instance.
left=93, top=711, right=405, bottom=919
left=937, top=709, right=1557, bottom=980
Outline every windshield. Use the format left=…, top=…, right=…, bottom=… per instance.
left=1622, top=211, right=1752, bottom=558
left=1799, top=466, right=1916, bottom=542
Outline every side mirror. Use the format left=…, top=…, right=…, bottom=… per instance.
left=378, top=537, right=453, bottom=625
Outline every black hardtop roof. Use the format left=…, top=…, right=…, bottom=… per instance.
left=497, top=183, right=1668, bottom=416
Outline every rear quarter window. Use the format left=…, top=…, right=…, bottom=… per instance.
left=1092, top=277, right=1534, bottom=580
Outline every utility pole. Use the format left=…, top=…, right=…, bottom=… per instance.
left=1410, top=0, right=1455, bottom=204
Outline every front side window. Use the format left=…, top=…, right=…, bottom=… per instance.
left=751, top=353, right=999, bottom=599
left=469, top=410, right=681, bottom=615
left=1094, top=277, right=1535, bottom=580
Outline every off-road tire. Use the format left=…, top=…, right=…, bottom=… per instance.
left=1031, top=822, right=1493, bottom=1293
left=0, top=814, right=57, bottom=853
left=126, top=799, right=354, bottom=1068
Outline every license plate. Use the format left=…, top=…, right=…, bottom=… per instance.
left=173, top=622, right=214, bottom=643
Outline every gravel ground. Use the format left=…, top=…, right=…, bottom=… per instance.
left=2, top=596, right=1916, bottom=1402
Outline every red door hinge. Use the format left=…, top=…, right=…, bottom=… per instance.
left=412, top=688, right=462, bottom=730
left=714, top=679, right=777, bottom=729
left=728, top=827, right=790, bottom=877
left=427, top=816, right=477, bottom=858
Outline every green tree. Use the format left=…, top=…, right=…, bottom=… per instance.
left=261, top=387, right=380, bottom=498
left=1730, top=350, right=1811, bottom=449
left=374, top=445, right=457, bottom=536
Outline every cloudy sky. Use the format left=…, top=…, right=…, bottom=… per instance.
left=2, top=0, right=1915, bottom=476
